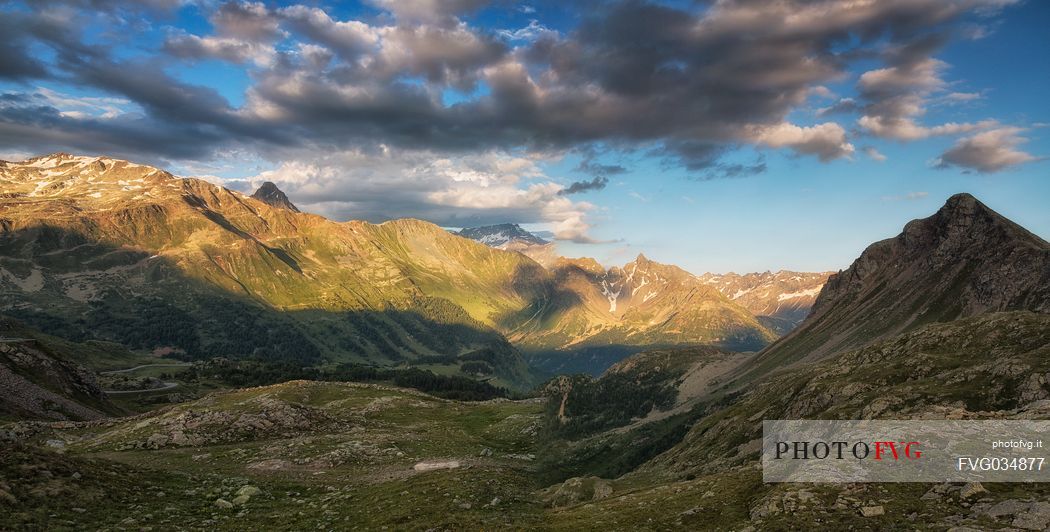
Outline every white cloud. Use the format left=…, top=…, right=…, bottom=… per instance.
left=858, top=115, right=996, bottom=141
left=497, top=20, right=557, bottom=42
left=856, top=56, right=995, bottom=141
left=164, top=33, right=276, bottom=66
left=246, top=148, right=599, bottom=242
left=278, top=5, right=380, bottom=60
left=36, top=87, right=134, bottom=119
left=749, top=122, right=854, bottom=161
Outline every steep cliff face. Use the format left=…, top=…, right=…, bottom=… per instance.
left=747, top=193, right=1050, bottom=375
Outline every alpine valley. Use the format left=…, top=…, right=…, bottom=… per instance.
left=2, top=153, right=1049, bottom=531
left=0, top=153, right=802, bottom=385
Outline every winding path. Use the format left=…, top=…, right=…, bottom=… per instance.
left=100, top=362, right=191, bottom=394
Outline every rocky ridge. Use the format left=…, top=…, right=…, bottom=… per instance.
left=748, top=193, right=1050, bottom=375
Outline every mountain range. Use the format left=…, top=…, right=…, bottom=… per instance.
left=697, top=270, right=833, bottom=335
left=0, top=153, right=819, bottom=389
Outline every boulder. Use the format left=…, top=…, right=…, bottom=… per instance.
left=959, top=482, right=987, bottom=499
left=860, top=506, right=885, bottom=517
left=413, top=460, right=461, bottom=472
left=1012, top=501, right=1050, bottom=530
left=236, top=485, right=261, bottom=498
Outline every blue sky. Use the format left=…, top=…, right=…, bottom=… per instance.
left=0, top=0, right=1047, bottom=274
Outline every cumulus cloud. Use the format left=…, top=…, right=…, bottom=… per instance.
left=278, top=5, right=379, bottom=61
left=210, top=1, right=284, bottom=42
left=162, top=2, right=285, bottom=66
left=934, top=127, right=1039, bottom=173
left=854, top=38, right=999, bottom=141
left=164, top=33, right=275, bottom=66
left=749, top=122, right=854, bottom=161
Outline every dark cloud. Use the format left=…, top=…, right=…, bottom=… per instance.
left=0, top=42, right=48, bottom=80
left=212, top=1, right=284, bottom=41
left=575, top=157, right=626, bottom=177
left=0, top=0, right=1024, bottom=167
left=0, top=92, right=226, bottom=161
left=559, top=176, right=608, bottom=195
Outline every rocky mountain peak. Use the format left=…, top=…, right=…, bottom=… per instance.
left=251, top=181, right=300, bottom=213
left=457, top=223, right=549, bottom=247
left=752, top=192, right=1050, bottom=373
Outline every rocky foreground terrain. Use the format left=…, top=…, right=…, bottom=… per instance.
left=2, top=325, right=1049, bottom=531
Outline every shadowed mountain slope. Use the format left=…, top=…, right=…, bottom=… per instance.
left=0, top=317, right=125, bottom=421
left=743, top=193, right=1050, bottom=379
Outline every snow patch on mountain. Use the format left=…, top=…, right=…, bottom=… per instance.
left=456, top=224, right=549, bottom=248
left=600, top=278, right=621, bottom=312
left=776, top=286, right=822, bottom=301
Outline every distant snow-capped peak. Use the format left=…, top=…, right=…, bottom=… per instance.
left=456, top=223, right=549, bottom=248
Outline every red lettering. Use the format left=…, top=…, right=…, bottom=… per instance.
left=874, top=441, right=900, bottom=460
